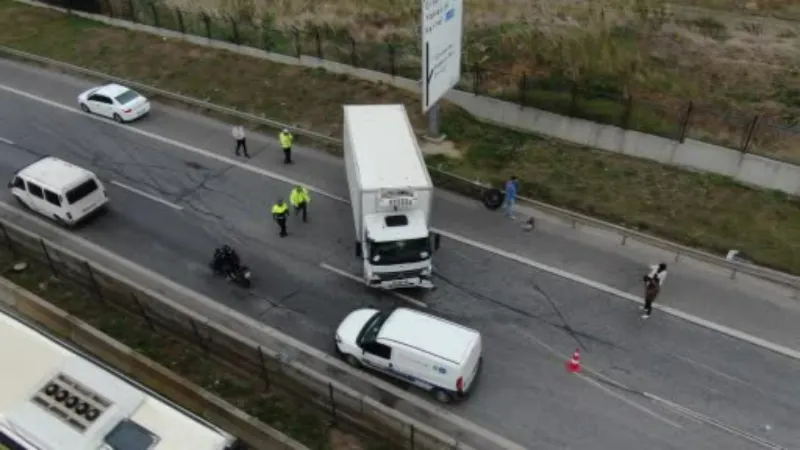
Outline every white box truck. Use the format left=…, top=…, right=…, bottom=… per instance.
left=343, top=104, right=440, bottom=290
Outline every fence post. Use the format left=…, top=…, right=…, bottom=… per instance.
left=569, top=82, right=579, bottom=116
left=741, top=114, right=760, bottom=153
left=349, top=36, right=357, bottom=66
left=410, top=424, right=416, bottom=450
left=83, top=262, right=104, bottom=303
left=257, top=346, right=270, bottom=390
left=39, top=239, right=57, bottom=276
left=176, top=9, right=185, bottom=33
left=189, top=318, right=208, bottom=353
left=293, top=27, right=301, bottom=58
left=230, top=18, right=240, bottom=44
left=472, top=64, right=480, bottom=95
left=149, top=3, right=159, bottom=27
left=1, top=223, right=17, bottom=259
left=328, top=383, right=337, bottom=425
left=518, top=73, right=527, bottom=106
left=621, top=95, right=634, bottom=129
left=132, top=293, right=155, bottom=330
left=104, top=0, right=113, bottom=17
left=202, top=13, right=211, bottom=39
left=314, top=28, right=322, bottom=59
left=127, top=0, right=135, bottom=21
left=679, top=101, right=693, bottom=143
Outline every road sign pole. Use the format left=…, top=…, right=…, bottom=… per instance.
left=427, top=101, right=441, bottom=138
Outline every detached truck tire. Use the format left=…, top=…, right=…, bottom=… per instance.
left=483, top=188, right=505, bottom=210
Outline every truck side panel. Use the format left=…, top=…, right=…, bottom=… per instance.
left=343, top=115, right=363, bottom=240
left=416, top=188, right=433, bottom=225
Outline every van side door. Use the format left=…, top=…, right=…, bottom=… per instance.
left=43, top=189, right=64, bottom=218
left=24, top=181, right=48, bottom=215
left=360, top=341, right=392, bottom=372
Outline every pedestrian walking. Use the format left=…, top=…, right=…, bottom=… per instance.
left=271, top=198, right=289, bottom=237
left=290, top=185, right=311, bottom=223
left=232, top=125, right=249, bottom=158
left=279, top=128, right=294, bottom=164
left=641, top=263, right=667, bottom=319
left=504, top=175, right=519, bottom=219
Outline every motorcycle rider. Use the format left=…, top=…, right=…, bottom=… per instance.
left=213, top=245, right=241, bottom=279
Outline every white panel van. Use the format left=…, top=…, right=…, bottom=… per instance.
left=8, top=157, right=108, bottom=227
left=335, top=307, right=482, bottom=403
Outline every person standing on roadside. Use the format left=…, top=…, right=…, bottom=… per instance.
left=642, top=263, right=667, bottom=319
left=290, top=185, right=311, bottom=223
left=271, top=198, right=290, bottom=237
left=504, top=175, right=519, bottom=219
left=279, top=128, right=294, bottom=164
left=233, top=125, right=249, bottom=158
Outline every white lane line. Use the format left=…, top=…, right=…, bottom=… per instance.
left=110, top=180, right=184, bottom=210
left=669, top=352, right=751, bottom=387
left=319, top=262, right=429, bottom=309
left=513, top=326, right=683, bottom=429
left=2, top=81, right=798, bottom=363
left=0, top=136, right=14, bottom=145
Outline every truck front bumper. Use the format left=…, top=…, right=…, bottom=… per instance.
left=371, top=276, right=434, bottom=290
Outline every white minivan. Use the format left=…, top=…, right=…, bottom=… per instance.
left=8, top=157, right=109, bottom=227
left=335, top=307, right=482, bottom=403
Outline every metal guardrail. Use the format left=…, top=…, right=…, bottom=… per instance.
left=1, top=45, right=799, bottom=293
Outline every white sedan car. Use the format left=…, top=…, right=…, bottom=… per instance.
left=77, top=83, right=150, bottom=123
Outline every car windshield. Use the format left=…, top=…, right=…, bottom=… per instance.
left=357, top=311, right=389, bottom=345
left=368, top=237, right=431, bottom=265
left=114, top=89, right=141, bottom=105
left=65, top=178, right=99, bottom=205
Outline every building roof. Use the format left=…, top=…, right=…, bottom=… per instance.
left=17, top=157, right=94, bottom=192
left=378, top=308, right=479, bottom=364
left=0, top=309, right=235, bottom=450
left=343, top=105, right=432, bottom=191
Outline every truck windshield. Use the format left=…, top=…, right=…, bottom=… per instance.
left=369, top=237, right=431, bottom=265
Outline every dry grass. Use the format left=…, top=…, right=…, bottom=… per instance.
left=149, top=0, right=800, bottom=158
left=1, top=0, right=800, bottom=274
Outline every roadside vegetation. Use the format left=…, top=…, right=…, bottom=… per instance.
left=0, top=248, right=386, bottom=450
left=123, top=0, right=800, bottom=160
left=0, top=0, right=799, bottom=275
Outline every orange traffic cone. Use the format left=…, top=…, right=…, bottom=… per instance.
left=566, top=349, right=581, bottom=373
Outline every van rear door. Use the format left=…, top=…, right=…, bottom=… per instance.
left=460, top=334, right=482, bottom=392
left=64, top=177, right=104, bottom=216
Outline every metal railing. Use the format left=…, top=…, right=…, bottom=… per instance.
left=1, top=44, right=798, bottom=294
left=0, top=217, right=475, bottom=450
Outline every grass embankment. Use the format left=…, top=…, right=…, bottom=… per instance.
left=0, top=250, right=384, bottom=450
left=1, top=0, right=799, bottom=274
left=147, top=0, right=800, bottom=159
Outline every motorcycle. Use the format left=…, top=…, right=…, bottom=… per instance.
left=209, top=257, right=252, bottom=288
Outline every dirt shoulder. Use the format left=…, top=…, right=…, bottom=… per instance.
left=0, top=0, right=799, bottom=275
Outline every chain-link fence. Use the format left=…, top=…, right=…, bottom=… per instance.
left=0, top=219, right=476, bottom=450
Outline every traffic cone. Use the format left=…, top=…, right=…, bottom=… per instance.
left=566, top=349, right=581, bottom=373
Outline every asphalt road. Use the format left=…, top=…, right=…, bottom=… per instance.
left=0, top=59, right=798, bottom=449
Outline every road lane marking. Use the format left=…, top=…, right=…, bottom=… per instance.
left=669, top=352, right=751, bottom=387
left=319, top=262, right=429, bottom=308
left=0, top=136, right=14, bottom=145
left=111, top=180, right=184, bottom=210
left=2, top=81, right=799, bottom=363
left=514, top=326, right=683, bottom=429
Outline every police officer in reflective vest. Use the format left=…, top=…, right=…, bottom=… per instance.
left=290, top=185, right=310, bottom=223
left=271, top=198, right=289, bottom=237
left=279, top=128, right=294, bottom=164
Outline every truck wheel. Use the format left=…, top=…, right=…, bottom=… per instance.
left=482, top=188, right=504, bottom=210
left=433, top=389, right=453, bottom=404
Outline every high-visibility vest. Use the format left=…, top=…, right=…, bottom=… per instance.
left=279, top=132, right=293, bottom=149
left=272, top=202, right=289, bottom=216
left=290, top=187, right=310, bottom=207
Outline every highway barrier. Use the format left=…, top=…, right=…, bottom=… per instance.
left=0, top=217, right=479, bottom=450
left=0, top=283, right=306, bottom=450
left=1, top=45, right=797, bottom=294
